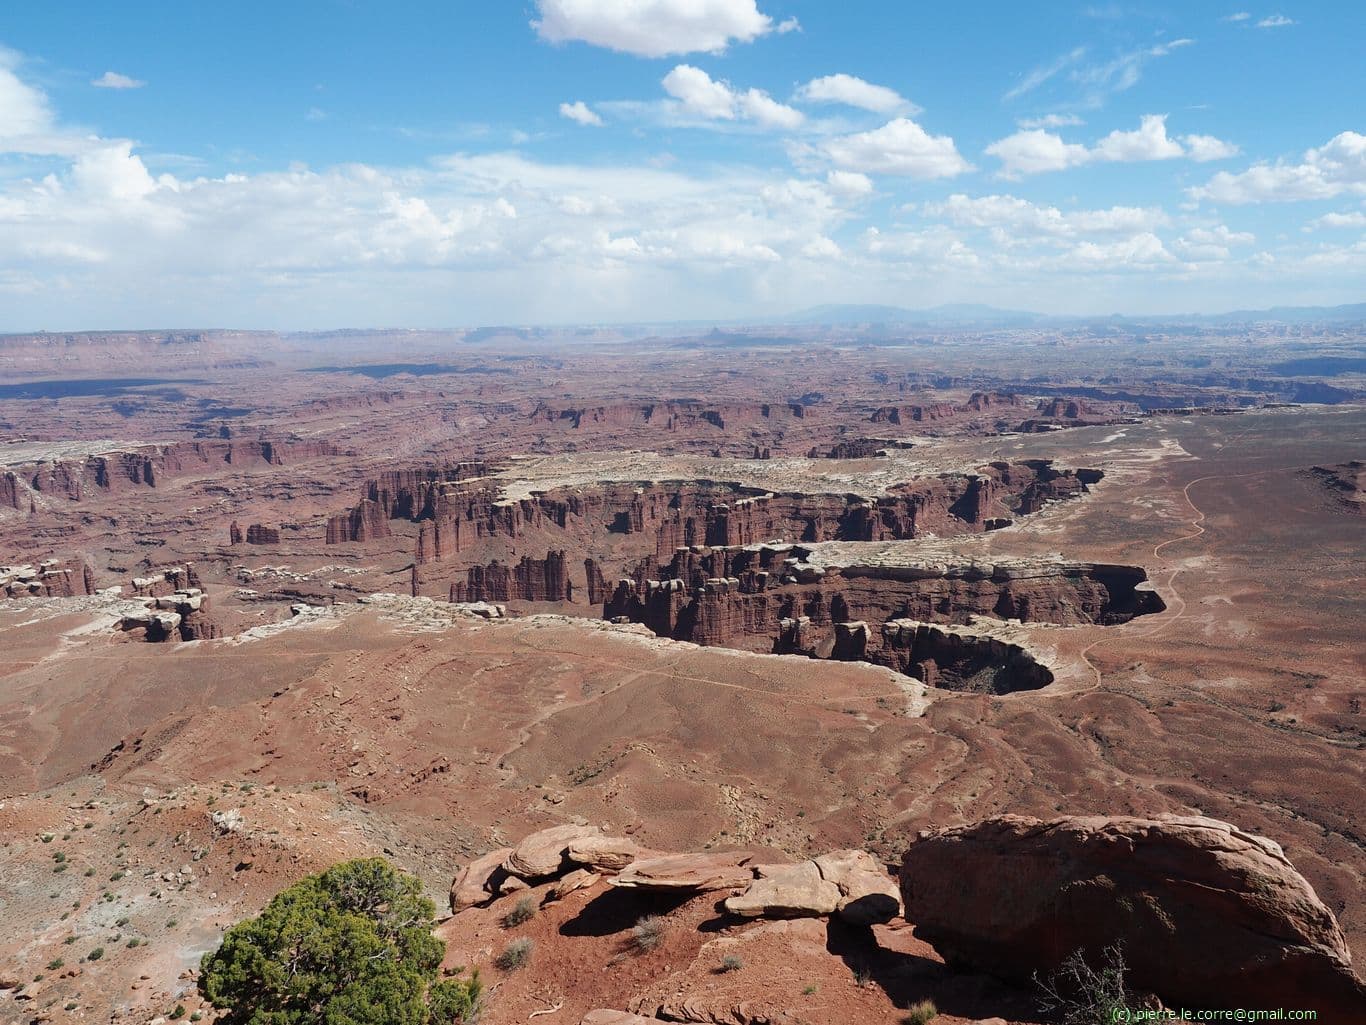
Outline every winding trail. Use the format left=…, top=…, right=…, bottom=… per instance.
left=1077, top=455, right=1322, bottom=689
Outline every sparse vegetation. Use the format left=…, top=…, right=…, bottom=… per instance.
left=199, top=857, right=482, bottom=1024
left=718, top=954, right=743, bottom=973
left=495, top=937, right=533, bottom=972
left=632, top=914, right=666, bottom=952
left=501, top=895, right=536, bottom=928
left=1034, top=943, right=1131, bottom=1025
left=87, top=947, right=104, bottom=961
left=46, top=958, right=64, bottom=971
left=802, top=984, right=819, bottom=995
left=902, top=999, right=938, bottom=1024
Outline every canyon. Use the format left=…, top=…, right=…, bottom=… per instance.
left=0, top=328, right=1362, bottom=1023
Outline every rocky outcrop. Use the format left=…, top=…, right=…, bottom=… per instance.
left=899, top=814, right=1366, bottom=1017
left=0, top=558, right=97, bottom=599
left=117, top=586, right=222, bottom=642
left=450, top=827, right=904, bottom=934
left=1306, top=460, right=1365, bottom=515
left=870, top=392, right=1024, bottom=426
left=449, top=550, right=573, bottom=603
left=604, top=551, right=1160, bottom=687
left=7, top=439, right=342, bottom=505
left=875, top=619, right=1054, bottom=693
left=244, top=523, right=280, bottom=545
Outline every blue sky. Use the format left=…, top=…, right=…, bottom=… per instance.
left=1, top=1, right=1363, bottom=328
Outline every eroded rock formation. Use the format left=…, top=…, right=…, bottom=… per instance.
left=899, top=814, right=1366, bottom=1017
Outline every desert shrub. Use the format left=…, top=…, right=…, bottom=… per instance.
left=199, top=857, right=482, bottom=1024
left=501, top=895, right=536, bottom=928
left=428, top=972, right=484, bottom=1023
left=1035, top=943, right=1131, bottom=1025
left=494, top=937, right=533, bottom=972
left=718, top=954, right=743, bottom=973
left=632, top=915, right=666, bottom=952
left=170, top=1005, right=186, bottom=1020
left=87, top=947, right=104, bottom=961
left=46, top=958, right=64, bottom=971
left=903, top=999, right=938, bottom=1024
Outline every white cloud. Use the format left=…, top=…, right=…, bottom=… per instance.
left=0, top=49, right=54, bottom=140
left=925, top=193, right=1170, bottom=238
left=661, top=65, right=802, bottom=129
left=1222, top=12, right=1251, bottom=22
left=821, top=118, right=971, bottom=179
left=1091, top=114, right=1185, bottom=162
left=985, top=128, right=1091, bottom=177
left=794, top=74, right=917, bottom=114
left=825, top=170, right=874, bottom=197
left=1189, top=132, right=1366, bottom=204
left=1257, top=14, right=1296, bottom=28
left=532, top=0, right=776, bottom=57
left=987, top=115, right=1236, bottom=178
left=70, top=141, right=159, bottom=201
left=1310, top=210, right=1366, bottom=229
left=775, top=16, right=800, bottom=33
left=801, top=235, right=841, bottom=259
left=559, top=100, right=604, bottom=127
left=1067, top=232, right=1173, bottom=267
left=663, top=65, right=738, bottom=120
left=1016, top=113, right=1084, bottom=130
left=1005, top=47, right=1087, bottom=101
left=91, top=71, right=145, bottom=90
left=1181, top=133, right=1240, bottom=161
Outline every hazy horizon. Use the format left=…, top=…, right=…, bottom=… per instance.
left=2, top=2, right=1364, bottom=330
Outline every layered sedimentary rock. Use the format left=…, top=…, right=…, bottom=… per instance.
left=117, top=585, right=221, bottom=642
left=449, top=551, right=573, bottom=603
left=529, top=400, right=804, bottom=432
left=1, top=558, right=97, bottom=598
left=899, top=815, right=1366, bottom=1017
left=243, top=523, right=280, bottom=545
left=2, top=439, right=343, bottom=508
left=606, top=551, right=1159, bottom=644
left=870, top=391, right=1023, bottom=426
left=330, top=458, right=1098, bottom=569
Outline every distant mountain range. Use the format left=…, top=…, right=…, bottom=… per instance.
left=772, top=302, right=1366, bottom=329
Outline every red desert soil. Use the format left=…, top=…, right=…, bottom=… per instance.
left=0, top=335, right=1363, bottom=1021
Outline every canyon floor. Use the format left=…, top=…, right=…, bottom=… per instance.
left=0, top=329, right=1362, bottom=1023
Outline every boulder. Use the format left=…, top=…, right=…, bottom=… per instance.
left=449, top=847, right=513, bottom=913
left=724, top=861, right=840, bottom=918
left=568, top=834, right=641, bottom=872
left=813, top=849, right=902, bottom=925
left=546, top=868, right=599, bottom=903
left=612, top=851, right=759, bottom=892
left=580, top=1013, right=658, bottom=1025
left=900, top=814, right=1366, bottom=1017
left=502, top=823, right=601, bottom=879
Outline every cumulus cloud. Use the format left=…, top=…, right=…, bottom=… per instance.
left=1189, top=131, right=1366, bottom=204
left=91, top=71, right=145, bottom=89
left=925, top=193, right=1170, bottom=238
left=661, top=65, right=803, bottom=128
left=1181, top=133, right=1241, bottom=162
left=821, top=118, right=971, bottom=179
left=794, top=74, right=917, bottom=114
left=0, top=49, right=55, bottom=141
left=532, top=0, right=777, bottom=57
left=1257, top=14, right=1296, bottom=28
left=1310, top=210, right=1366, bottom=229
left=987, top=115, right=1236, bottom=178
left=825, top=170, right=874, bottom=197
left=984, top=128, right=1091, bottom=177
left=559, top=100, right=604, bottom=126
